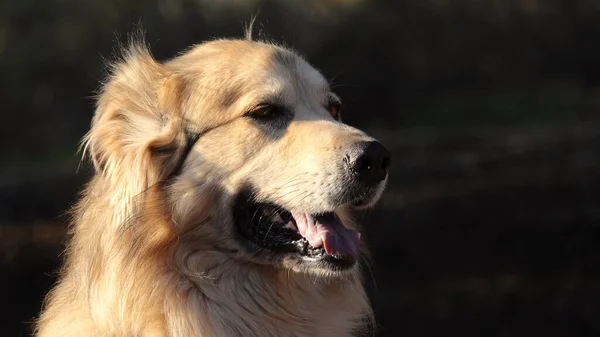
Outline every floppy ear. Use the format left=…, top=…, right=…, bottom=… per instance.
left=83, top=42, right=189, bottom=197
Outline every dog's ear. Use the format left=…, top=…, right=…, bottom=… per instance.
left=82, top=42, right=189, bottom=196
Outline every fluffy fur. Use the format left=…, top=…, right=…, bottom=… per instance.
left=36, top=35, right=382, bottom=337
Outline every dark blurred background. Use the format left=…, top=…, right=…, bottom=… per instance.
left=1, top=0, right=600, bottom=336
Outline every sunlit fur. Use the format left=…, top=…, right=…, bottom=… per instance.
left=35, top=36, right=385, bottom=337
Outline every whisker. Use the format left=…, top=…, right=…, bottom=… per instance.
left=262, top=205, right=287, bottom=241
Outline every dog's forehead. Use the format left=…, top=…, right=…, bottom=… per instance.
left=269, top=50, right=329, bottom=100
left=212, top=43, right=329, bottom=112
left=170, top=40, right=331, bottom=124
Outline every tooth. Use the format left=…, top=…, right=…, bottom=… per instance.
left=281, top=212, right=292, bottom=223
left=284, top=221, right=297, bottom=231
left=272, top=213, right=284, bottom=223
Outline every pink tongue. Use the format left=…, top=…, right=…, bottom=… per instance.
left=291, top=212, right=361, bottom=261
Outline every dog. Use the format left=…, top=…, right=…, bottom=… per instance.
left=35, top=33, right=391, bottom=337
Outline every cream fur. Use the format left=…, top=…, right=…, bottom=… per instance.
left=35, top=36, right=381, bottom=337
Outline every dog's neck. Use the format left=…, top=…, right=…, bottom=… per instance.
left=171, top=255, right=371, bottom=337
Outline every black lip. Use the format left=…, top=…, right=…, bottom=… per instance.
left=233, top=201, right=327, bottom=257
left=232, top=190, right=355, bottom=265
left=232, top=190, right=319, bottom=256
left=232, top=189, right=356, bottom=271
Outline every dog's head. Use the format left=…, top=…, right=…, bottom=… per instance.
left=86, top=38, right=390, bottom=278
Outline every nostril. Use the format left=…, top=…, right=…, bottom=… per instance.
left=353, top=156, right=370, bottom=173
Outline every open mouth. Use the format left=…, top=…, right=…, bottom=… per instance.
left=233, top=195, right=361, bottom=268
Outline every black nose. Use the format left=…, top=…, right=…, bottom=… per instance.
left=345, top=141, right=391, bottom=185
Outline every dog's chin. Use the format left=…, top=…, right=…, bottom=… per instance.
left=231, top=190, right=378, bottom=277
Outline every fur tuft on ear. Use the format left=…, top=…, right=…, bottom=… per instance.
left=82, top=40, right=188, bottom=210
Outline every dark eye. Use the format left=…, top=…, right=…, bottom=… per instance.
left=327, top=101, right=341, bottom=119
left=245, top=104, right=279, bottom=119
